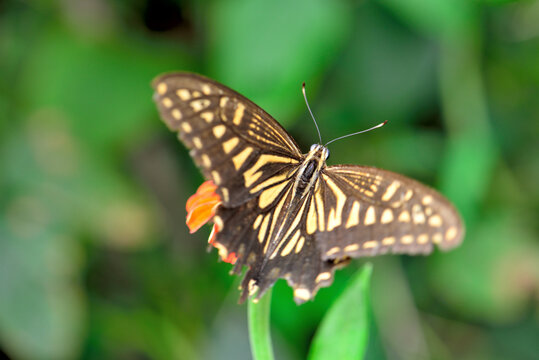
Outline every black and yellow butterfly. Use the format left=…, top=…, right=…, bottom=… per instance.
left=152, top=72, right=464, bottom=304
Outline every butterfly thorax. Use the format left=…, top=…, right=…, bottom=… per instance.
left=293, top=144, right=329, bottom=200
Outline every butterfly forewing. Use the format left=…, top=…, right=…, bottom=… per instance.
left=153, top=73, right=302, bottom=207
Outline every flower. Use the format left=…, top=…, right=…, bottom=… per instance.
left=186, top=181, right=237, bottom=264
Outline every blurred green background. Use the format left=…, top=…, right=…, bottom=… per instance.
left=1, top=0, right=538, bottom=359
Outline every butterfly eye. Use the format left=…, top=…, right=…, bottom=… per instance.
left=310, top=144, right=318, bottom=151
left=325, top=149, right=330, bottom=160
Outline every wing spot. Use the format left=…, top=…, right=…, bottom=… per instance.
left=363, top=240, right=378, bottom=249
left=201, top=112, right=214, bottom=123
left=258, top=214, right=271, bottom=244
left=281, top=200, right=308, bottom=247
left=325, top=176, right=346, bottom=231
left=315, top=191, right=325, bottom=231
left=211, top=170, right=221, bottom=185
left=219, top=96, right=229, bottom=108
left=201, top=84, right=211, bottom=95
left=316, top=272, right=331, bottom=283
left=398, top=210, right=411, bottom=222
left=192, top=136, right=202, bottom=149
left=258, top=180, right=287, bottom=209
left=432, top=233, right=443, bottom=244
left=326, top=246, right=340, bottom=256
left=412, top=204, right=426, bottom=224
left=401, top=235, right=414, bottom=244
left=370, top=184, right=378, bottom=192
left=157, top=82, right=167, bottom=95
left=425, top=207, right=433, bottom=216
left=244, top=154, right=297, bottom=188
left=222, top=137, right=239, bottom=154
left=295, top=236, right=305, bottom=253
left=364, top=190, right=374, bottom=197
left=280, top=230, right=301, bottom=257
left=171, top=109, right=182, bottom=120
left=250, top=172, right=287, bottom=193
left=382, top=236, right=395, bottom=245
left=213, top=125, right=226, bottom=139
left=344, top=244, right=360, bottom=252
left=422, top=195, right=433, bottom=205
left=446, top=227, right=458, bottom=241
left=382, top=181, right=400, bottom=201
left=306, top=197, right=317, bottom=234
left=428, top=214, right=443, bottom=227
left=381, top=209, right=394, bottom=224
left=177, top=89, right=191, bottom=100
left=192, top=90, right=201, bottom=98
left=266, top=188, right=290, bottom=250
left=181, top=122, right=192, bottom=133
left=191, top=99, right=211, bottom=112
left=345, top=201, right=360, bottom=228
left=364, top=206, right=376, bottom=225
left=233, top=103, right=245, bottom=125
left=162, top=97, right=173, bottom=108
left=403, top=190, right=414, bottom=201
left=417, top=233, right=429, bottom=244
left=213, top=241, right=229, bottom=262
left=232, top=146, right=253, bottom=170
left=248, top=279, right=258, bottom=296
left=327, top=208, right=338, bottom=231
left=201, top=154, right=211, bottom=167
left=221, top=188, right=229, bottom=202
left=213, top=216, right=223, bottom=230
left=294, top=288, right=311, bottom=302
left=253, top=214, right=263, bottom=229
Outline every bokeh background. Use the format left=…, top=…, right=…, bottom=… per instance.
left=1, top=0, right=538, bottom=359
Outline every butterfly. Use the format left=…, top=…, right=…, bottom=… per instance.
left=152, top=72, right=464, bottom=304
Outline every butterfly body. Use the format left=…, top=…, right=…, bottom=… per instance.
left=152, top=72, right=464, bottom=304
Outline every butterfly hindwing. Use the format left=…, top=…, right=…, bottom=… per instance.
left=215, top=186, right=338, bottom=304
left=152, top=73, right=302, bottom=207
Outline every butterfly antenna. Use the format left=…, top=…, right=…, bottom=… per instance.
left=325, top=120, right=388, bottom=147
left=302, top=82, right=323, bottom=145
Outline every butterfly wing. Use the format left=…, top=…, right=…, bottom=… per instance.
left=314, top=165, right=465, bottom=260
left=218, top=164, right=463, bottom=304
left=152, top=72, right=302, bottom=207
left=216, top=185, right=336, bottom=305
left=153, top=72, right=465, bottom=305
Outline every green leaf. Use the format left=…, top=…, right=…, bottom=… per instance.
left=248, top=289, right=275, bottom=360
left=208, top=0, right=353, bottom=126
left=308, top=264, right=373, bottom=360
left=379, top=0, right=476, bottom=38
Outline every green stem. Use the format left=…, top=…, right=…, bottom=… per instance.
left=248, top=289, right=275, bottom=360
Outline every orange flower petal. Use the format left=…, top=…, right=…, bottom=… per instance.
left=186, top=180, right=218, bottom=212
left=186, top=181, right=235, bottom=264
left=186, top=180, right=221, bottom=233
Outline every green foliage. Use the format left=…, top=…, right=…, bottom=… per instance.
left=308, top=264, right=372, bottom=360
left=248, top=289, right=274, bottom=360
left=0, top=0, right=537, bottom=359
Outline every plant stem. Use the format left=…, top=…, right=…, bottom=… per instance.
left=248, top=289, right=275, bottom=360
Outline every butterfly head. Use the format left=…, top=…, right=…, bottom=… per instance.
left=309, top=144, right=330, bottom=161
left=295, top=144, right=329, bottom=196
